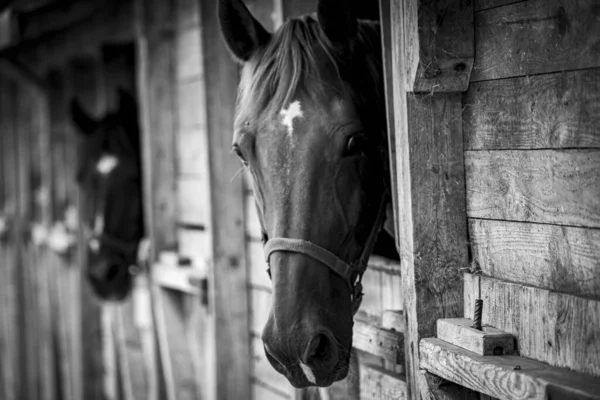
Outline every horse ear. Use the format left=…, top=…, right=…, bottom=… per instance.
left=70, top=99, right=98, bottom=135
left=317, top=0, right=357, bottom=55
left=218, top=0, right=271, bottom=62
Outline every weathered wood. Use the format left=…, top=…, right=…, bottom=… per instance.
left=250, top=287, right=271, bottom=336
left=464, top=276, right=600, bottom=377
left=474, top=0, right=525, bottom=11
left=421, top=338, right=600, bottom=400
left=137, top=0, right=178, bottom=253
left=382, top=311, right=405, bottom=334
left=176, top=27, right=202, bottom=80
left=353, top=319, right=404, bottom=364
left=252, top=336, right=295, bottom=396
left=201, top=0, right=252, bottom=397
left=472, top=0, right=600, bottom=81
left=436, top=318, right=515, bottom=356
left=70, top=56, right=105, bottom=400
left=249, top=239, right=272, bottom=290
left=253, top=382, right=291, bottom=400
left=178, top=176, right=209, bottom=227
left=0, top=75, right=20, bottom=400
left=177, top=79, right=206, bottom=130
left=390, top=92, right=468, bottom=399
left=465, top=150, right=600, bottom=228
left=399, top=0, right=474, bottom=93
left=177, top=128, right=208, bottom=177
left=464, top=70, right=600, bottom=150
left=469, top=218, right=600, bottom=299
left=359, top=364, right=407, bottom=400
left=245, top=193, right=262, bottom=241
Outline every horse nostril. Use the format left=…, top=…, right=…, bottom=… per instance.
left=302, top=332, right=338, bottom=370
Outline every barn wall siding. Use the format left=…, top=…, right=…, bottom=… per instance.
left=460, top=0, right=600, bottom=390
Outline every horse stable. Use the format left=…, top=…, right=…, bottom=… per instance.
left=0, top=0, right=598, bottom=399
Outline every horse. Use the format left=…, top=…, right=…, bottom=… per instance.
left=219, top=0, right=393, bottom=388
left=70, top=89, right=144, bottom=301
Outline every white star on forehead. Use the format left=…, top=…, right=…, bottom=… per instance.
left=279, top=101, right=304, bottom=136
left=96, top=154, right=119, bottom=175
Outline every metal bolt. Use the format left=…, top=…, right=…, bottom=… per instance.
left=472, top=298, right=483, bottom=330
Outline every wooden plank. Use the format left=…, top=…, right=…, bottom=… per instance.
left=178, top=176, right=209, bottom=226
left=175, top=0, right=199, bottom=31
left=465, top=150, right=600, bottom=227
left=177, top=228, right=210, bottom=275
left=176, top=27, right=202, bottom=80
left=245, top=193, right=262, bottom=241
left=390, top=92, right=468, bottom=399
left=400, top=0, right=474, bottom=93
left=0, top=75, right=19, bottom=400
left=252, top=336, right=295, bottom=396
left=253, top=382, right=291, bottom=400
left=250, top=287, right=271, bottom=336
left=359, top=364, right=407, bottom=400
left=421, top=338, right=600, bottom=400
left=470, top=218, right=600, bottom=299
left=464, top=70, right=600, bottom=150
left=356, top=267, right=383, bottom=321
left=201, top=0, right=252, bottom=397
left=436, top=318, right=515, bottom=356
left=464, top=276, right=600, bottom=376
left=353, top=319, right=404, bottom=364
left=177, top=79, right=206, bottom=130
left=474, top=0, right=525, bottom=11
left=177, top=128, right=209, bottom=177
left=472, top=0, right=600, bottom=81
left=248, top=239, right=272, bottom=290
left=70, top=56, right=105, bottom=400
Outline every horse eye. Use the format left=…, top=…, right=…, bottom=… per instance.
left=344, top=135, right=365, bottom=157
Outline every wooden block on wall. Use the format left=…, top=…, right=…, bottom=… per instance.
left=437, top=318, right=515, bottom=356
left=353, top=319, right=404, bottom=364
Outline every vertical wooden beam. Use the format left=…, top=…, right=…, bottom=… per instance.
left=69, top=56, right=106, bottom=400
left=200, top=0, right=251, bottom=398
left=387, top=1, right=474, bottom=399
left=0, top=74, right=20, bottom=400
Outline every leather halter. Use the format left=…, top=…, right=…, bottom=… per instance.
left=264, top=189, right=389, bottom=315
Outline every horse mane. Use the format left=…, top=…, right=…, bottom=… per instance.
left=238, top=15, right=385, bottom=138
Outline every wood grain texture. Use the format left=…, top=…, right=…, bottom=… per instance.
left=359, top=364, right=407, bottom=400
left=474, top=0, right=525, bottom=11
left=353, top=319, right=404, bottom=364
left=465, top=150, right=600, bottom=227
left=436, top=318, right=515, bottom=356
left=464, top=276, right=600, bottom=377
left=469, top=218, right=600, bottom=299
left=391, top=91, right=469, bottom=398
left=464, top=70, right=600, bottom=150
left=421, top=338, right=600, bottom=400
left=472, top=0, right=600, bottom=81
left=201, top=0, right=252, bottom=397
left=400, top=0, right=474, bottom=92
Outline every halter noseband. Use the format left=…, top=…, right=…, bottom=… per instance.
left=263, top=189, right=389, bottom=315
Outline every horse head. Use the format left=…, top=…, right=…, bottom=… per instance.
left=70, top=89, right=144, bottom=301
left=219, top=0, right=389, bottom=387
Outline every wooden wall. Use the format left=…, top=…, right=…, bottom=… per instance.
left=462, top=0, right=600, bottom=379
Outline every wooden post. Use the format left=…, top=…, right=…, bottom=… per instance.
left=385, top=1, right=474, bottom=399
left=200, top=0, right=251, bottom=398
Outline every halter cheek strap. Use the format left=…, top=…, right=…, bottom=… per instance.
left=264, top=190, right=389, bottom=315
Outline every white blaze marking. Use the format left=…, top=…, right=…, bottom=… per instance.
left=279, top=101, right=304, bottom=136
left=96, top=154, right=119, bottom=175
left=300, top=362, right=316, bottom=384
